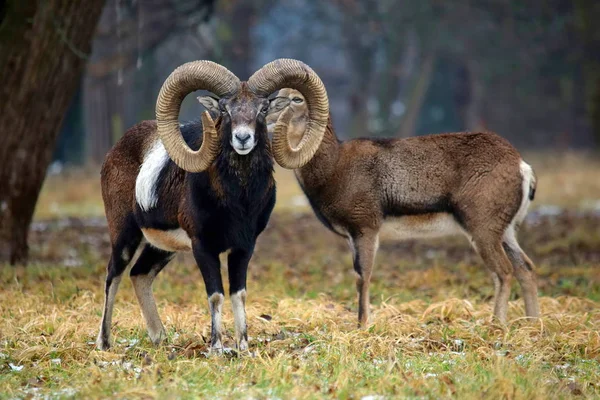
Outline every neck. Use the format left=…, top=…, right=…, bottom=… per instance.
left=218, top=143, right=274, bottom=188
left=295, top=116, right=340, bottom=186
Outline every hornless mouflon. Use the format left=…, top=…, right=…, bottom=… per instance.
left=97, top=60, right=330, bottom=351
left=267, top=88, right=539, bottom=326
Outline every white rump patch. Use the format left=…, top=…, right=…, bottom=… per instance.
left=380, top=213, right=469, bottom=241
left=141, top=228, right=192, bottom=252
left=136, top=140, right=170, bottom=211
left=514, top=160, right=534, bottom=226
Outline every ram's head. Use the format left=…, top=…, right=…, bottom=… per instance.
left=266, top=89, right=309, bottom=149
left=156, top=59, right=329, bottom=172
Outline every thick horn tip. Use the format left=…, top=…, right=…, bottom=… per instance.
left=250, top=58, right=329, bottom=169
left=154, top=60, right=233, bottom=173
left=200, top=111, right=217, bottom=136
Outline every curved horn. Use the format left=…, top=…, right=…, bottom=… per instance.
left=248, top=59, right=329, bottom=169
left=156, top=61, right=241, bottom=172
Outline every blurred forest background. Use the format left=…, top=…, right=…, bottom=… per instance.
left=1, top=0, right=600, bottom=264
left=61, top=0, right=600, bottom=164
left=3, top=3, right=600, bottom=397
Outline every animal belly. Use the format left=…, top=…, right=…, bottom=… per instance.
left=142, top=228, right=192, bottom=252
left=380, top=213, right=466, bottom=240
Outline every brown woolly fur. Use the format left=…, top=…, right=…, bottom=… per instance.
left=304, top=123, right=535, bottom=324
left=269, top=89, right=540, bottom=326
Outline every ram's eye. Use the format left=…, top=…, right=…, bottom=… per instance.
left=292, top=97, right=303, bottom=103
left=261, top=106, right=269, bottom=114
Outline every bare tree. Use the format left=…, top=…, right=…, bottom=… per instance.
left=574, top=0, right=600, bottom=147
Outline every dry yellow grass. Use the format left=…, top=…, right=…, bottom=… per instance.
left=5, top=151, right=598, bottom=398
left=2, top=211, right=600, bottom=398
left=0, top=260, right=598, bottom=399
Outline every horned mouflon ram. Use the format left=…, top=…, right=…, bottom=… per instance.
left=267, top=88, right=539, bottom=326
left=97, top=60, right=330, bottom=351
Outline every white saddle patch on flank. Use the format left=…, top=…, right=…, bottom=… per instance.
left=136, top=140, right=170, bottom=211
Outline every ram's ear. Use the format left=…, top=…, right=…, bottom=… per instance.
left=197, top=95, right=220, bottom=119
left=268, top=96, right=291, bottom=114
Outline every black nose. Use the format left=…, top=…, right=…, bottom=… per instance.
left=235, top=133, right=251, bottom=145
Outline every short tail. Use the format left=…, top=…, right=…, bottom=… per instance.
left=528, top=169, right=537, bottom=201
left=514, top=160, right=535, bottom=226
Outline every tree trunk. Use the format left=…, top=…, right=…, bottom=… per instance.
left=573, top=0, right=600, bottom=148
left=84, top=75, right=117, bottom=163
left=54, top=85, right=85, bottom=164
left=0, top=0, right=105, bottom=265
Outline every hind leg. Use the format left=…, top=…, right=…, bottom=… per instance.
left=97, top=215, right=142, bottom=350
left=490, top=271, right=501, bottom=303
left=473, top=236, right=514, bottom=323
left=130, top=244, right=174, bottom=345
left=503, top=227, right=539, bottom=317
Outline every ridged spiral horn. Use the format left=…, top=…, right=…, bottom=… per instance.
left=248, top=59, right=329, bottom=169
left=156, top=61, right=241, bottom=172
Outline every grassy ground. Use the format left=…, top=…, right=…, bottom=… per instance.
left=1, top=153, right=599, bottom=399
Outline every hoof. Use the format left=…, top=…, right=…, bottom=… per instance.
left=149, top=328, right=167, bottom=346
left=209, top=340, right=223, bottom=355
left=237, top=338, right=249, bottom=352
left=96, top=334, right=111, bottom=351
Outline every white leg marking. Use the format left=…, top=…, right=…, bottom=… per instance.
left=121, top=248, right=131, bottom=263
left=347, top=236, right=355, bottom=257
left=135, top=139, right=169, bottom=211
left=96, top=275, right=122, bottom=350
left=503, top=225, right=520, bottom=251
left=208, top=293, right=224, bottom=351
left=131, top=272, right=166, bottom=345
left=231, top=289, right=248, bottom=351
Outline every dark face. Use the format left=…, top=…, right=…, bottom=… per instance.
left=198, top=87, right=269, bottom=156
